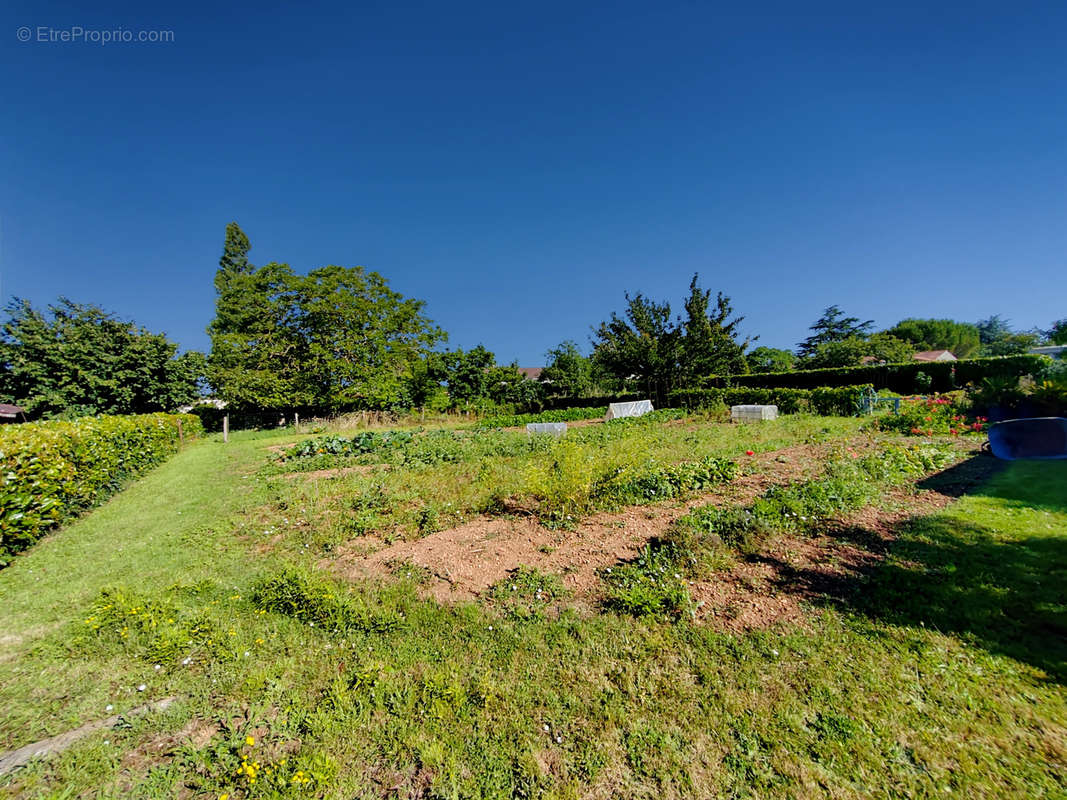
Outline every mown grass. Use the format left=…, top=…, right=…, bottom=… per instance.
left=0, top=420, right=1064, bottom=798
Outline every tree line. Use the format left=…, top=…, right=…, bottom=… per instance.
left=1, top=222, right=1063, bottom=417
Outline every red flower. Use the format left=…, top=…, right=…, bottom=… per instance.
left=745, top=450, right=754, bottom=456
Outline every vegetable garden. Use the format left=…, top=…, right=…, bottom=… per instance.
left=0, top=402, right=1063, bottom=799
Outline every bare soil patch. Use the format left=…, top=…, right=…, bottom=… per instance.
left=689, top=451, right=999, bottom=632
left=330, top=441, right=847, bottom=603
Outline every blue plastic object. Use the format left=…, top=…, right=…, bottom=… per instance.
left=987, top=417, right=1067, bottom=460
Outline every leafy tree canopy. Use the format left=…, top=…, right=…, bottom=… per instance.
left=0, top=298, right=203, bottom=418
left=975, top=314, right=1041, bottom=356
left=976, top=315, right=1013, bottom=345
left=796, top=333, right=914, bottom=370
left=540, top=340, right=595, bottom=397
left=884, top=318, right=980, bottom=358
left=746, top=346, right=796, bottom=374
left=207, top=223, right=445, bottom=410
left=592, top=275, right=750, bottom=400
left=592, top=292, right=678, bottom=401
left=796, top=306, right=874, bottom=359
left=677, top=276, right=751, bottom=384
left=1047, top=319, right=1067, bottom=345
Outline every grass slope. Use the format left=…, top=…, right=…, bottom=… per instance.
left=0, top=426, right=1063, bottom=799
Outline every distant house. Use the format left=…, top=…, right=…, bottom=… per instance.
left=517, top=367, right=544, bottom=381
left=913, top=350, right=957, bottom=363
left=1030, top=345, right=1066, bottom=358
left=0, top=404, right=26, bottom=423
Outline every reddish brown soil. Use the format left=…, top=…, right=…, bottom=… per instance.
left=688, top=452, right=998, bottom=632
left=330, top=442, right=997, bottom=634
left=330, top=441, right=856, bottom=603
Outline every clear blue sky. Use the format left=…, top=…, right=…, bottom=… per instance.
left=3, top=1, right=1065, bottom=365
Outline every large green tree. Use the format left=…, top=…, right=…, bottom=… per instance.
left=975, top=315, right=1040, bottom=356
left=0, top=298, right=203, bottom=417
left=884, top=318, right=980, bottom=358
left=436, top=345, right=497, bottom=404
left=796, top=306, right=874, bottom=360
left=540, top=340, right=595, bottom=397
left=797, top=333, right=914, bottom=369
left=677, top=276, right=750, bottom=384
left=746, top=346, right=796, bottom=373
left=294, top=265, right=445, bottom=408
left=592, top=292, right=680, bottom=402
left=592, top=276, right=750, bottom=399
left=207, top=224, right=444, bottom=409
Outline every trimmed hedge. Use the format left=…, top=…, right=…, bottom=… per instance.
left=476, top=406, right=607, bottom=429
left=704, top=354, right=1050, bottom=393
left=0, top=413, right=201, bottom=564
left=668, top=385, right=873, bottom=417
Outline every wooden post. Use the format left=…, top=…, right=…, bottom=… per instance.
left=294, top=412, right=300, bottom=428
left=177, top=418, right=184, bottom=446
left=223, top=414, right=229, bottom=443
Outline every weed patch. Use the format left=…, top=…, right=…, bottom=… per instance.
left=485, top=567, right=569, bottom=621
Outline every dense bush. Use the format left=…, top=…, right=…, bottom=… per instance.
left=0, top=412, right=201, bottom=564
left=668, top=385, right=872, bottom=417
left=476, top=406, right=607, bottom=429
left=874, top=394, right=989, bottom=437
left=701, top=355, right=1049, bottom=394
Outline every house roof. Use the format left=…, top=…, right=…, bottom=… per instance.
left=0, top=404, right=24, bottom=418
left=518, top=367, right=544, bottom=381
left=913, top=350, right=957, bottom=362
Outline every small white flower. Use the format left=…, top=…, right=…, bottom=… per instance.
left=543, top=724, right=550, bottom=732
left=181, top=657, right=192, bottom=666
left=153, top=664, right=161, bottom=671
left=488, top=625, right=493, bottom=631
left=105, top=704, right=114, bottom=712
left=555, top=735, right=562, bottom=743
left=137, top=684, right=146, bottom=692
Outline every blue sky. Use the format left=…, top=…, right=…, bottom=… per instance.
left=3, top=1, right=1065, bottom=364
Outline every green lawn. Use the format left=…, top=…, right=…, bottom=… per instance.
left=0, top=422, right=1064, bottom=798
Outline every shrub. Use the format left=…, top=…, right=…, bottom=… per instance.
left=874, top=394, right=988, bottom=437
left=698, top=354, right=1050, bottom=394
left=599, top=457, right=737, bottom=506
left=668, top=385, right=872, bottom=416
left=0, top=412, right=201, bottom=564
left=476, top=406, right=606, bottom=429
